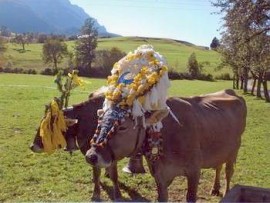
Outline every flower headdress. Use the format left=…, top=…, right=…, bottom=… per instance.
left=103, top=44, right=170, bottom=120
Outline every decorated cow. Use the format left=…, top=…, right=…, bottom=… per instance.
left=29, top=69, right=147, bottom=200
left=85, top=45, right=247, bottom=202
left=30, top=89, right=146, bottom=201
left=84, top=44, right=171, bottom=200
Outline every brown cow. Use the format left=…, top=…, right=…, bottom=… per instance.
left=85, top=89, right=247, bottom=202
left=30, top=92, right=122, bottom=200
left=30, top=90, right=145, bottom=201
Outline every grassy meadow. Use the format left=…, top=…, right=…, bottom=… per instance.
left=3, top=37, right=226, bottom=76
left=0, top=73, right=269, bottom=202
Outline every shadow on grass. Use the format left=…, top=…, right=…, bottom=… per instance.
left=244, top=92, right=269, bottom=102
left=13, top=48, right=31, bottom=53
left=100, top=181, right=151, bottom=202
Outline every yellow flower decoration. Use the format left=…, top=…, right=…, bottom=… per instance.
left=40, top=99, right=67, bottom=154
left=105, top=45, right=169, bottom=108
left=68, top=70, right=86, bottom=88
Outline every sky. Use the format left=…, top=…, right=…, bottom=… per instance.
left=69, top=0, right=223, bottom=47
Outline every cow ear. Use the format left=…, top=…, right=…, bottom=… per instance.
left=146, top=108, right=169, bottom=125
left=65, top=118, right=78, bottom=127
left=97, top=109, right=104, bottom=117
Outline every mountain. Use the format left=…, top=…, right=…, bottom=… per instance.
left=0, top=0, right=116, bottom=36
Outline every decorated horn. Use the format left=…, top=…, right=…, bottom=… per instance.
left=97, top=109, right=104, bottom=117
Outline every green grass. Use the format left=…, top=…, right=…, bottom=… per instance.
left=4, top=43, right=46, bottom=71
left=0, top=73, right=269, bottom=202
left=96, top=37, right=223, bottom=74
left=3, top=37, right=227, bottom=76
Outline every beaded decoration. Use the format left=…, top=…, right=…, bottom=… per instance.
left=90, top=106, right=130, bottom=147
left=143, top=126, right=164, bottom=161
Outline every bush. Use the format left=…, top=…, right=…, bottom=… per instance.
left=215, top=73, right=232, bottom=80
left=76, top=66, right=91, bottom=77
left=41, top=68, right=57, bottom=75
left=180, top=72, right=193, bottom=80
left=168, top=68, right=181, bottom=80
left=167, top=67, right=213, bottom=81
left=13, top=68, right=24, bottom=73
left=168, top=68, right=193, bottom=80
left=187, top=52, right=201, bottom=78
left=93, top=47, right=126, bottom=78
left=197, top=73, right=214, bottom=81
left=26, top=69, right=37, bottom=74
left=3, top=67, right=13, bottom=73
left=0, top=67, right=37, bottom=75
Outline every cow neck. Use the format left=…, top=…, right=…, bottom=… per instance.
left=127, top=123, right=144, bottom=158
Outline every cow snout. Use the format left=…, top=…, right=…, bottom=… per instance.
left=29, top=144, right=34, bottom=151
left=86, top=154, right=98, bottom=165
left=29, top=143, right=43, bottom=153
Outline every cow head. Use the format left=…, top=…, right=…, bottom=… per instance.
left=85, top=107, right=169, bottom=168
left=29, top=117, right=78, bottom=153
left=30, top=93, right=105, bottom=155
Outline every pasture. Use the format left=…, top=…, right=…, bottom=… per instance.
left=0, top=73, right=269, bottom=202
left=3, top=37, right=225, bottom=75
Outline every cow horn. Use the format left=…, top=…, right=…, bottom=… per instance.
left=97, top=109, right=104, bottom=117
left=146, top=108, right=169, bottom=125
left=65, top=118, right=78, bottom=127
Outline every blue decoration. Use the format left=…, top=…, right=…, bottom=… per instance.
left=118, top=72, right=134, bottom=85
left=96, top=107, right=128, bottom=143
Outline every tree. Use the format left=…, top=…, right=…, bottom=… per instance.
left=94, top=47, right=126, bottom=76
left=249, top=34, right=270, bottom=101
left=37, top=34, right=48, bottom=43
left=12, top=33, right=32, bottom=51
left=187, top=52, right=201, bottom=78
left=210, top=37, right=220, bottom=50
left=74, top=18, right=98, bottom=73
left=215, top=0, right=252, bottom=93
left=0, top=36, right=7, bottom=67
left=42, top=39, right=68, bottom=71
left=0, top=36, right=7, bottom=52
left=213, top=0, right=270, bottom=100
left=0, top=26, right=11, bottom=37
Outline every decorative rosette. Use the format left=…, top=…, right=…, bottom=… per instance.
left=103, top=44, right=170, bottom=119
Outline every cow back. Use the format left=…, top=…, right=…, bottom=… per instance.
left=160, top=89, right=246, bottom=169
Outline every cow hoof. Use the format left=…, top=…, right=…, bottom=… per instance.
left=122, top=165, right=146, bottom=174
left=91, top=191, right=101, bottom=202
left=114, top=197, right=122, bottom=202
left=211, top=189, right=221, bottom=196
left=91, top=196, right=101, bottom=202
left=113, top=190, right=122, bottom=201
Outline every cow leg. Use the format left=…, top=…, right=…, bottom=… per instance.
left=225, top=161, right=234, bottom=194
left=91, top=166, right=101, bottom=201
left=155, top=178, right=169, bottom=202
left=153, top=170, right=176, bottom=202
left=186, top=169, right=200, bottom=202
left=211, top=164, right=222, bottom=196
left=106, top=162, right=122, bottom=200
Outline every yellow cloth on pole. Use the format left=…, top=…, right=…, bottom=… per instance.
left=39, top=100, right=67, bottom=154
